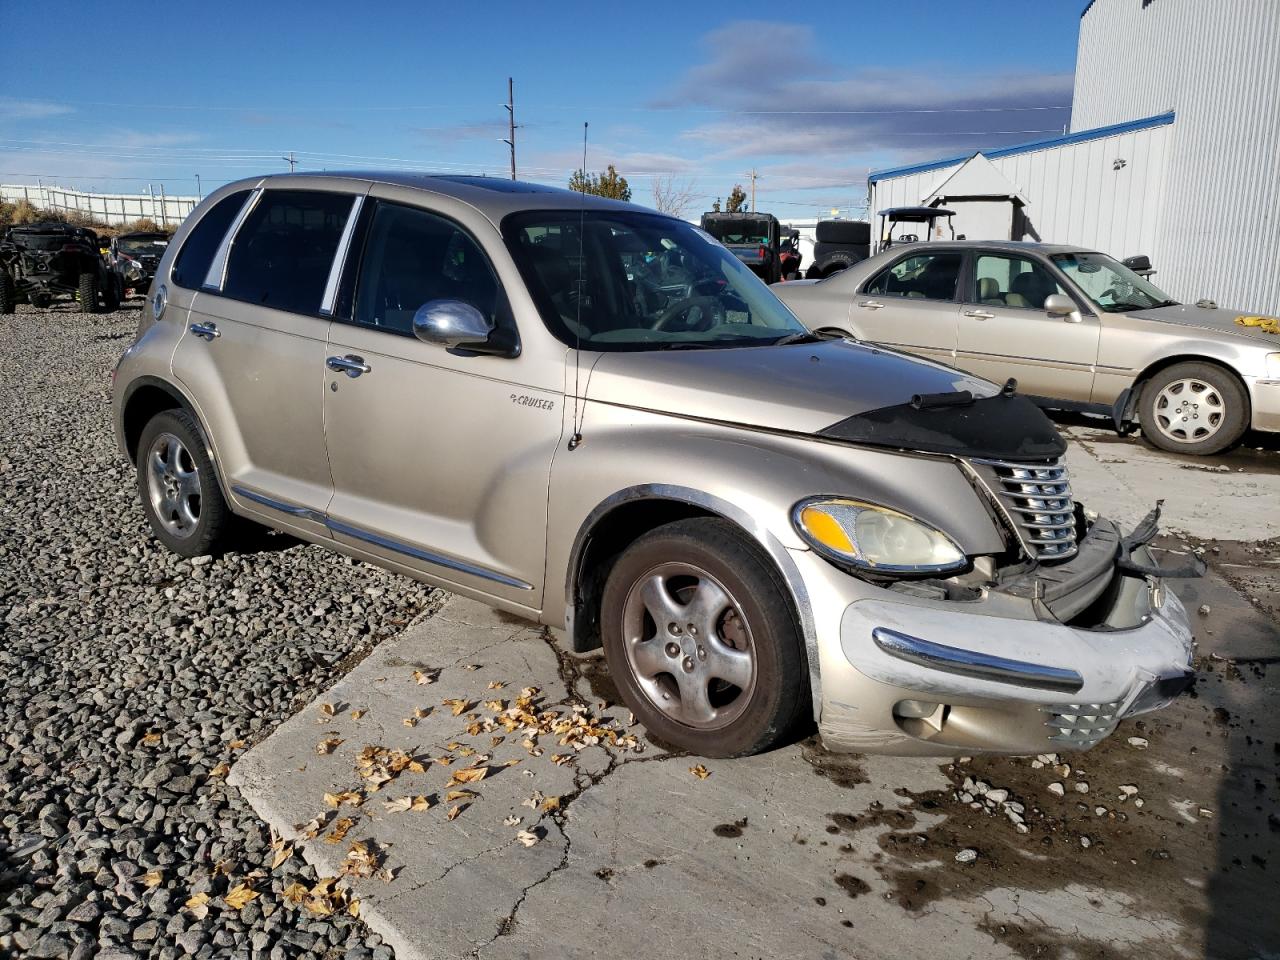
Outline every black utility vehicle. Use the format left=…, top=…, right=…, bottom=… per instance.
left=700, top=211, right=782, bottom=284
left=109, top=231, right=170, bottom=297
left=0, top=222, right=118, bottom=313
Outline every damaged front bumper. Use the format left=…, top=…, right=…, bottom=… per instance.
left=806, top=510, right=1196, bottom=756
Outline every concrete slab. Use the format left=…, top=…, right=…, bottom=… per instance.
left=233, top=571, right=1279, bottom=960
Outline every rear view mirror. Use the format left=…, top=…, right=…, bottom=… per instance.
left=411, top=299, right=517, bottom=357
left=1043, top=294, right=1076, bottom=317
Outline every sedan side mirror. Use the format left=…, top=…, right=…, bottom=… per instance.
left=411, top=299, right=518, bottom=357
left=1122, top=254, right=1152, bottom=273
left=1043, top=293, right=1076, bottom=317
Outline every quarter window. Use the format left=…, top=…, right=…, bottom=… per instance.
left=865, top=252, right=962, bottom=302
left=221, top=190, right=354, bottom=315
left=351, top=202, right=499, bottom=335
left=170, top=190, right=250, bottom=290
left=973, top=254, right=1068, bottom=310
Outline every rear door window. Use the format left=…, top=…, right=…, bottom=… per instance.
left=865, top=252, right=962, bottom=301
left=972, top=254, right=1068, bottom=310
left=349, top=201, right=499, bottom=335
left=221, top=190, right=354, bottom=315
left=170, top=190, right=250, bottom=289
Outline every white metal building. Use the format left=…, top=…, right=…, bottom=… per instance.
left=868, top=0, right=1280, bottom=316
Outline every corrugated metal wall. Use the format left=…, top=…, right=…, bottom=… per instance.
left=1074, top=0, right=1280, bottom=315
left=869, top=123, right=1172, bottom=267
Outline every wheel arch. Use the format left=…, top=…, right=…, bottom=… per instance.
left=1128, top=353, right=1252, bottom=421
left=120, top=376, right=219, bottom=468
left=564, top=484, right=821, bottom=715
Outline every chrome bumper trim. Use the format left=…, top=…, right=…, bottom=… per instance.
left=231, top=485, right=533, bottom=591
left=871, top=627, right=1085, bottom=693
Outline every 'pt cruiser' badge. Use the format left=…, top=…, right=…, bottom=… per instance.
left=511, top=394, right=555, bottom=411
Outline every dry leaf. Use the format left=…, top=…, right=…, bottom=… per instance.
left=295, top=814, right=328, bottom=840
left=412, top=669, right=438, bottom=685
left=281, top=881, right=308, bottom=905
left=501, top=758, right=521, bottom=768
left=318, top=703, right=336, bottom=718
left=402, top=717, right=417, bottom=728
left=690, top=764, right=711, bottom=780
left=325, top=818, right=355, bottom=844
left=185, top=891, right=210, bottom=918
left=541, top=796, right=561, bottom=813
left=521, top=792, right=544, bottom=810
left=487, top=680, right=506, bottom=690
left=413, top=707, right=430, bottom=719
left=141, top=731, right=162, bottom=747
left=434, top=756, right=454, bottom=766
left=503, top=814, right=522, bottom=826
left=212, top=859, right=234, bottom=877
left=209, top=761, right=231, bottom=778
left=383, top=795, right=430, bottom=813
left=490, top=735, right=505, bottom=747
left=350, top=709, right=366, bottom=720
left=224, top=883, right=259, bottom=910
left=445, top=789, right=477, bottom=802
left=323, top=790, right=363, bottom=809
left=348, top=898, right=361, bottom=918
left=142, top=870, right=163, bottom=888
left=550, top=754, right=574, bottom=766
left=516, top=829, right=540, bottom=847
left=483, top=699, right=506, bottom=712
left=270, top=844, right=294, bottom=870
left=447, top=805, right=464, bottom=821
left=228, top=739, right=248, bottom=751
left=448, top=766, right=488, bottom=786
left=442, top=698, right=472, bottom=716
left=316, top=737, right=343, bottom=756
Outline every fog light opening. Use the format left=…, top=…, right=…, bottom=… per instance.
left=893, top=700, right=950, bottom=739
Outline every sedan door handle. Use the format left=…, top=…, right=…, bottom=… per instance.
left=963, top=309, right=995, bottom=320
left=189, top=321, right=220, bottom=341
left=858, top=300, right=885, bottom=310
left=326, top=354, right=371, bottom=377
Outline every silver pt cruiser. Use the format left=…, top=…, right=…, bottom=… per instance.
left=112, top=173, right=1196, bottom=758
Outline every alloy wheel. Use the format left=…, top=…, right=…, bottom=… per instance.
left=1153, top=378, right=1226, bottom=444
left=145, top=432, right=202, bottom=538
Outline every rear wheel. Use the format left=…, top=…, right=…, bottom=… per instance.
left=1138, top=361, right=1248, bottom=455
left=135, top=409, right=235, bottom=556
left=78, top=272, right=99, bottom=314
left=600, top=517, right=809, bottom=757
left=0, top=272, right=14, bottom=314
left=102, top=273, right=121, bottom=311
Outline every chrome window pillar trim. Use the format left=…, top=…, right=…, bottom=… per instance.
left=203, top=183, right=264, bottom=292
left=871, top=626, right=1085, bottom=693
left=230, top=484, right=533, bottom=591
left=319, top=194, right=365, bottom=316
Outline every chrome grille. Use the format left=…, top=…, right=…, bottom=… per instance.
left=1043, top=700, right=1122, bottom=747
left=972, top=457, right=1078, bottom=562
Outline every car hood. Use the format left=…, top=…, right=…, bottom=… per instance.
left=1127, top=303, right=1280, bottom=344
left=586, top=339, right=997, bottom=435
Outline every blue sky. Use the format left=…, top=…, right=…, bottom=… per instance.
left=0, top=0, right=1084, bottom=217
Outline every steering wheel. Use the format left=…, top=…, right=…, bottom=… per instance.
left=652, top=294, right=725, bottom=332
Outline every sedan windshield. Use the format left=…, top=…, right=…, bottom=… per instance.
left=118, top=236, right=168, bottom=257
left=1050, top=251, right=1176, bottom=313
left=502, top=210, right=808, bottom=350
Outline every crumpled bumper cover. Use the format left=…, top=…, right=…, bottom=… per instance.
left=819, top=579, right=1193, bottom=755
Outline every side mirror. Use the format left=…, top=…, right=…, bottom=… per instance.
left=411, top=299, right=517, bottom=357
left=1122, top=254, right=1152, bottom=273
left=1043, top=293, right=1076, bottom=317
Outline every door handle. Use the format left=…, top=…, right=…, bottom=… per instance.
left=963, top=309, right=994, bottom=320
left=858, top=300, right=884, bottom=310
left=326, top=354, right=371, bottom=377
left=189, top=321, right=220, bottom=341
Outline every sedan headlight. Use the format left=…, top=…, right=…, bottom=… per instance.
left=793, top=497, right=966, bottom=575
left=1265, top=352, right=1280, bottom=379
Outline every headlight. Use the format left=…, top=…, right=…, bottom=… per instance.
left=1265, top=353, right=1280, bottom=379
left=793, top=497, right=966, bottom=575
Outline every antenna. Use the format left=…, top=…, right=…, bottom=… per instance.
left=282, top=151, right=296, bottom=173
left=501, top=78, right=518, bottom=180
left=567, top=121, right=588, bottom=452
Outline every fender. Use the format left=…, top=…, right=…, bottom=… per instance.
left=565, top=483, right=822, bottom=715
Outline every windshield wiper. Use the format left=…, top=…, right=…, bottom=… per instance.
left=770, top=332, right=825, bottom=346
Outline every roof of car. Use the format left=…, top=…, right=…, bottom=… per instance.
left=883, top=239, right=1096, bottom=256
left=240, top=171, right=650, bottom=220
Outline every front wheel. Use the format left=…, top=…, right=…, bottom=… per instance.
left=0, top=272, right=14, bottom=314
left=600, top=518, right=810, bottom=757
left=1138, top=361, right=1248, bottom=455
left=78, top=272, right=99, bottom=314
left=135, top=409, right=235, bottom=556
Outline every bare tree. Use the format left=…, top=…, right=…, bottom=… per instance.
left=650, top=173, right=699, bottom=220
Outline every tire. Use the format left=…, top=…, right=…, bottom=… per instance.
left=1137, top=361, right=1248, bottom=455
left=600, top=517, right=810, bottom=757
left=0, top=272, right=14, bottom=314
left=135, top=409, right=235, bottom=557
left=78, top=272, right=99, bottom=314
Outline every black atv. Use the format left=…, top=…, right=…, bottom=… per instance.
left=108, top=231, right=170, bottom=298
left=0, top=222, right=119, bottom=314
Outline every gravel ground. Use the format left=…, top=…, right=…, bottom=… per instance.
left=0, top=301, right=433, bottom=958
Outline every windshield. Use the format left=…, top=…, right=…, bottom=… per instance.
left=1050, top=251, right=1176, bottom=312
left=118, top=236, right=168, bottom=256
left=13, top=232, right=74, bottom=251
left=503, top=210, right=807, bottom=350
left=703, top=218, right=771, bottom=245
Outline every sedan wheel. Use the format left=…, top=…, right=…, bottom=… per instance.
left=600, top=517, right=810, bottom=757
left=1138, top=361, right=1248, bottom=456
left=1152, top=378, right=1225, bottom=445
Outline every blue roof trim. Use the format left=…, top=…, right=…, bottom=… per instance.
left=867, top=111, right=1176, bottom=184
left=1081, top=0, right=1097, bottom=18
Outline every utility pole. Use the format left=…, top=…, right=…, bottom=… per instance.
left=749, top=169, right=758, bottom=212
left=195, top=174, right=202, bottom=199
left=282, top=152, right=296, bottom=173
left=501, top=77, right=517, bottom=180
